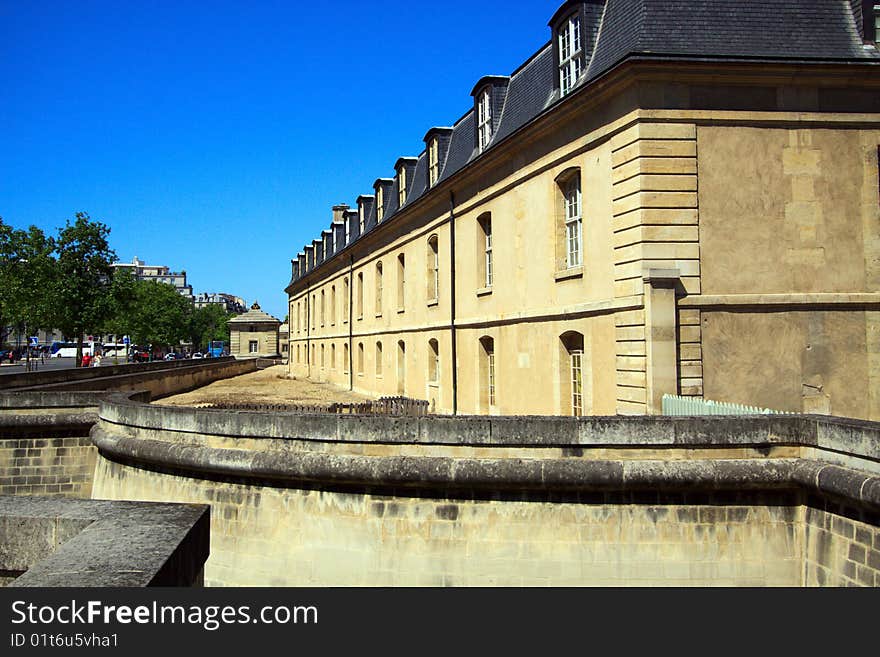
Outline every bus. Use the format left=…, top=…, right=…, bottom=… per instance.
left=50, top=341, right=94, bottom=358
left=100, top=343, right=128, bottom=360
left=208, top=340, right=225, bottom=358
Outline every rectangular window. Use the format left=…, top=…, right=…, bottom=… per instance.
left=249, top=340, right=258, bottom=354
left=477, top=89, right=492, bottom=153
left=377, top=187, right=384, bottom=223
left=359, top=204, right=366, bottom=235
left=345, top=216, right=351, bottom=245
left=429, top=138, right=439, bottom=186
left=559, top=14, right=583, bottom=97
left=398, top=167, right=407, bottom=207
left=565, top=176, right=582, bottom=268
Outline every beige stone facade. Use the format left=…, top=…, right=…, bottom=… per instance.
left=228, top=302, right=281, bottom=358
left=286, top=6, right=880, bottom=420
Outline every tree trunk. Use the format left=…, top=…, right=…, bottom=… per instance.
left=76, top=334, right=83, bottom=367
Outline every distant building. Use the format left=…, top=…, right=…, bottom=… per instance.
left=112, top=256, right=194, bottom=301
left=228, top=302, right=281, bottom=358
left=194, top=292, right=247, bottom=314
left=278, top=323, right=289, bottom=361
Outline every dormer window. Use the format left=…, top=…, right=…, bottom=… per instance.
left=477, top=89, right=492, bottom=153
left=376, top=186, right=385, bottom=223
left=359, top=203, right=366, bottom=234
left=428, top=138, right=439, bottom=186
left=558, top=13, right=583, bottom=96
left=397, top=166, right=407, bottom=207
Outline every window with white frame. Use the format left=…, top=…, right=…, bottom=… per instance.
left=375, top=261, right=383, bottom=314
left=561, top=332, right=585, bottom=416
left=345, top=216, right=351, bottom=244
left=249, top=340, right=258, bottom=354
left=428, top=138, right=439, bottom=186
left=477, top=89, right=492, bottom=153
left=427, top=235, right=439, bottom=301
left=478, top=214, right=493, bottom=288
left=479, top=336, right=495, bottom=410
left=558, top=13, right=584, bottom=97
left=564, top=175, right=582, bottom=268
left=359, top=203, right=366, bottom=235
left=398, top=167, right=407, bottom=207
left=376, top=186, right=385, bottom=223
left=428, top=338, right=439, bottom=383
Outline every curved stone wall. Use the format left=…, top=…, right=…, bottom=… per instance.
left=91, top=397, right=880, bottom=586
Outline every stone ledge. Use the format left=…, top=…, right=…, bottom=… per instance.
left=1, top=495, right=209, bottom=587
left=91, top=427, right=880, bottom=510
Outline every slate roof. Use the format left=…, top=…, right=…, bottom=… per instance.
left=290, top=0, right=878, bottom=287
left=228, top=302, right=281, bottom=325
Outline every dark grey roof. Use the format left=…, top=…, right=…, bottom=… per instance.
left=437, top=111, right=475, bottom=184
left=291, top=0, right=877, bottom=286
left=493, top=44, right=555, bottom=143
left=404, top=151, right=428, bottom=208
left=588, top=0, right=876, bottom=80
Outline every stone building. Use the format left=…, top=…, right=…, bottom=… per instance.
left=112, top=256, right=194, bottom=301
left=286, top=0, right=880, bottom=420
left=228, top=302, right=281, bottom=358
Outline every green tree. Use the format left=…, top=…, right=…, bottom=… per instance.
left=189, top=303, right=232, bottom=353
left=0, top=218, right=56, bottom=369
left=128, top=280, right=193, bottom=353
left=49, top=213, right=117, bottom=365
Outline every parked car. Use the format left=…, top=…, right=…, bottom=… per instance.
left=163, top=353, right=176, bottom=361
left=191, top=352, right=203, bottom=359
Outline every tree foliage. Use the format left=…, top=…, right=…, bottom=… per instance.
left=126, top=280, right=194, bottom=348
left=51, top=213, right=117, bottom=363
left=190, top=303, right=233, bottom=352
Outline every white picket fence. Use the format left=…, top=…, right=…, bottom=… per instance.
left=662, top=394, right=791, bottom=416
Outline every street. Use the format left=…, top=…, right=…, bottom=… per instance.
left=0, top=357, right=116, bottom=374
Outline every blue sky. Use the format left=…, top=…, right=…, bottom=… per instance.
left=1, top=1, right=554, bottom=321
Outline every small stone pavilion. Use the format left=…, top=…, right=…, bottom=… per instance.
left=228, top=301, right=281, bottom=358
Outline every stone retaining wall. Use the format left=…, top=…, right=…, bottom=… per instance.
left=91, top=398, right=880, bottom=586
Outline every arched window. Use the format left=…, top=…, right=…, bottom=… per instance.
left=320, top=290, right=325, bottom=327
left=427, top=235, right=439, bottom=301
left=479, top=336, right=495, bottom=411
left=357, top=272, right=364, bottom=319
left=343, top=343, right=349, bottom=374
left=477, top=213, right=492, bottom=289
left=330, top=285, right=336, bottom=326
left=375, top=341, right=383, bottom=376
left=397, top=340, right=406, bottom=395
left=357, top=342, right=364, bottom=375
left=560, top=331, right=585, bottom=416
left=556, top=168, right=582, bottom=271
left=331, top=343, right=336, bottom=370
left=375, top=261, right=383, bottom=315
left=320, top=343, right=325, bottom=369
left=428, top=338, right=439, bottom=383
left=343, top=277, right=350, bottom=322
left=397, top=253, right=405, bottom=311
